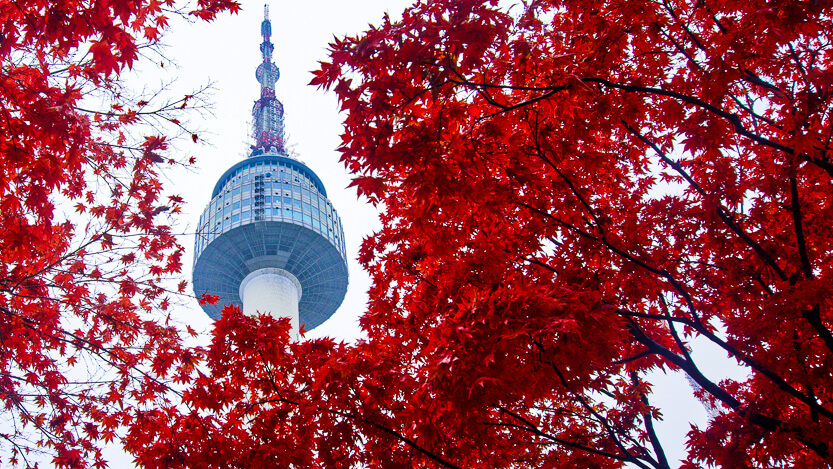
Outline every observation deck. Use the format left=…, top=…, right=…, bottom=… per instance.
left=192, top=149, right=348, bottom=329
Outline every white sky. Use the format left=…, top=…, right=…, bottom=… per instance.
left=103, top=0, right=747, bottom=466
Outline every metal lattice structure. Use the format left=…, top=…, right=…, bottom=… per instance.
left=253, top=4, right=284, bottom=152
left=192, top=5, right=348, bottom=330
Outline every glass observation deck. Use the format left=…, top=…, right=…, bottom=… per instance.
left=192, top=150, right=349, bottom=329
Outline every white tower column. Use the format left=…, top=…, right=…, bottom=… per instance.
left=239, top=268, right=303, bottom=339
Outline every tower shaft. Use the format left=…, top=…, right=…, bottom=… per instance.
left=240, top=268, right=302, bottom=339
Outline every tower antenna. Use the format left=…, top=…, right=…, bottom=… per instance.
left=252, top=3, right=283, bottom=153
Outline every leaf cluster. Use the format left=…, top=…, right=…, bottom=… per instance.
left=0, top=0, right=239, bottom=467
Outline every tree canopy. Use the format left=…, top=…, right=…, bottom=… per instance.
left=11, top=0, right=830, bottom=467
left=313, top=0, right=833, bottom=465
left=136, top=0, right=833, bottom=467
left=0, top=0, right=238, bottom=466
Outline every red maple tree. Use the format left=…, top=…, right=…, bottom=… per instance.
left=0, top=1, right=238, bottom=467
left=126, top=0, right=833, bottom=468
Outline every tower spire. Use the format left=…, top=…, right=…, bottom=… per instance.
left=252, top=3, right=285, bottom=155
left=260, top=4, right=273, bottom=63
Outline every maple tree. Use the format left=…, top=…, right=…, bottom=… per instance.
left=0, top=0, right=238, bottom=467
left=124, top=0, right=833, bottom=468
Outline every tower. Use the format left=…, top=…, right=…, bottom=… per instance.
left=192, top=5, right=349, bottom=336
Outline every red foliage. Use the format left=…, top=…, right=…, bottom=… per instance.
left=316, top=1, right=833, bottom=466
left=0, top=0, right=238, bottom=467
left=129, top=0, right=833, bottom=468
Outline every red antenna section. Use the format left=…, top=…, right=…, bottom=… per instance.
left=252, top=3, right=284, bottom=155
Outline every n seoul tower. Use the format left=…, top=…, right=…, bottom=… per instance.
left=192, top=5, right=348, bottom=336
